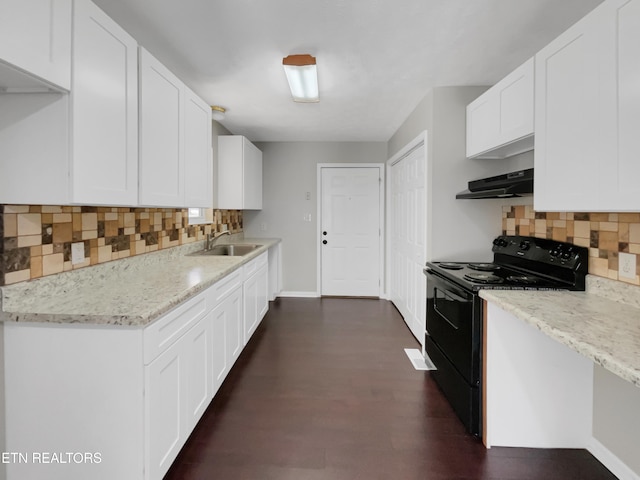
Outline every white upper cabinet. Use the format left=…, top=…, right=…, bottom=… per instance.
left=534, top=0, right=639, bottom=212
left=139, top=49, right=213, bottom=208
left=466, top=58, right=534, bottom=159
left=184, top=87, right=213, bottom=208
left=72, top=0, right=139, bottom=206
left=218, top=135, right=263, bottom=210
left=599, top=0, right=640, bottom=210
left=139, top=47, right=185, bottom=207
left=0, top=0, right=71, bottom=92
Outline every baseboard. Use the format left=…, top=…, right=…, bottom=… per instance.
left=278, top=291, right=320, bottom=298
left=588, top=436, right=640, bottom=480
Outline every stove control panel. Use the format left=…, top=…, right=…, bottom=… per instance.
left=492, top=235, right=587, bottom=271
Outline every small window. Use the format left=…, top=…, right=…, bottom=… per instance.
left=188, top=207, right=208, bottom=225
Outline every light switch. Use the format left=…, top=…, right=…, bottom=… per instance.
left=71, top=242, right=85, bottom=265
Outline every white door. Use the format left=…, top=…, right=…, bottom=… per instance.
left=320, top=167, right=381, bottom=296
left=389, top=139, right=427, bottom=344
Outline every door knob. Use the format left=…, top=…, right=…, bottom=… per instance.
left=322, top=240, right=327, bottom=245
left=323, top=231, right=327, bottom=235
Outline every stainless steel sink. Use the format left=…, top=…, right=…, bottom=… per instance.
left=189, top=244, right=261, bottom=257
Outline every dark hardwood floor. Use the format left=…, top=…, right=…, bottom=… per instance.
left=164, top=298, right=616, bottom=480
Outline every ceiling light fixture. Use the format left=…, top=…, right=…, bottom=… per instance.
left=282, top=54, right=319, bottom=103
left=211, top=105, right=226, bottom=121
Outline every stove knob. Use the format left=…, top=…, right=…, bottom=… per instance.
left=550, top=249, right=559, bottom=257
left=496, top=238, right=507, bottom=247
left=561, top=251, right=572, bottom=260
left=519, top=241, right=530, bottom=251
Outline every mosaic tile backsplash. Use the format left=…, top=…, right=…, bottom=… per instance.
left=503, top=205, right=640, bottom=286
left=0, top=205, right=242, bottom=286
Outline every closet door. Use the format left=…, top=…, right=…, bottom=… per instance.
left=389, top=140, right=427, bottom=345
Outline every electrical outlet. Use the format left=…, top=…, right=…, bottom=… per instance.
left=306, top=191, right=311, bottom=201
left=71, top=242, right=85, bottom=265
left=619, top=252, right=637, bottom=279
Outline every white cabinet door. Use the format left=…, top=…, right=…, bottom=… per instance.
left=242, top=253, right=269, bottom=346
left=139, top=47, right=185, bottom=207
left=185, top=87, right=213, bottom=208
left=243, top=269, right=259, bottom=346
left=226, top=285, right=244, bottom=366
left=599, top=0, right=640, bottom=210
left=534, top=7, right=603, bottom=211
left=72, top=0, right=139, bottom=206
left=256, top=263, right=269, bottom=321
left=0, top=0, right=71, bottom=91
left=183, top=313, right=213, bottom=435
left=497, top=58, right=534, bottom=146
left=218, top=135, right=263, bottom=209
left=466, top=95, right=498, bottom=158
left=211, top=284, right=243, bottom=395
left=535, top=0, right=638, bottom=212
left=211, top=302, right=228, bottom=395
left=145, top=336, right=184, bottom=480
left=466, top=58, right=534, bottom=159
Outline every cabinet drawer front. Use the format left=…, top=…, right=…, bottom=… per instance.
left=243, top=251, right=268, bottom=278
left=144, top=291, right=207, bottom=364
left=208, top=268, right=243, bottom=304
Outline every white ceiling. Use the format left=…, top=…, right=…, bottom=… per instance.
left=93, top=0, right=603, bottom=143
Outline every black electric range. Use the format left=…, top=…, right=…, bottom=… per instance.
left=423, top=235, right=588, bottom=436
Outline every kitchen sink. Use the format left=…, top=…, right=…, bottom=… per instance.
left=189, top=244, right=261, bottom=257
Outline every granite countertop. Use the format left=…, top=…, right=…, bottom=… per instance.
left=479, top=276, right=640, bottom=387
left=0, top=237, right=281, bottom=327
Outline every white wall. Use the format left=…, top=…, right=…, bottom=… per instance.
left=388, top=86, right=534, bottom=262
left=243, top=142, right=387, bottom=294
left=592, top=365, right=640, bottom=477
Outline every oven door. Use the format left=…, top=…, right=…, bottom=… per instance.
left=425, top=269, right=481, bottom=386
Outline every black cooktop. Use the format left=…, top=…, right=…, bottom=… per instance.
left=429, top=261, right=570, bottom=291
left=426, top=235, right=588, bottom=292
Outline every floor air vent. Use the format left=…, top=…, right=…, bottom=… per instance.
left=404, top=348, right=436, bottom=371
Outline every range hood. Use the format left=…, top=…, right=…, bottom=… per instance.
left=456, top=168, right=533, bottom=199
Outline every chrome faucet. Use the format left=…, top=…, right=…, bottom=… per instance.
left=205, top=230, right=231, bottom=250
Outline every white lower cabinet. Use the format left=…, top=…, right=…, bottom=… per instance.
left=243, top=252, right=269, bottom=345
left=2, top=251, right=277, bottom=480
left=211, top=283, right=243, bottom=395
left=146, top=311, right=213, bottom=480
left=145, top=332, right=185, bottom=480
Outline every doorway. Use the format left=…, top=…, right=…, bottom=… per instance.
left=317, top=164, right=384, bottom=297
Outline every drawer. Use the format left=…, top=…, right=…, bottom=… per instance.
left=144, top=290, right=207, bottom=364
left=207, top=268, right=243, bottom=305
left=243, top=251, right=268, bottom=278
